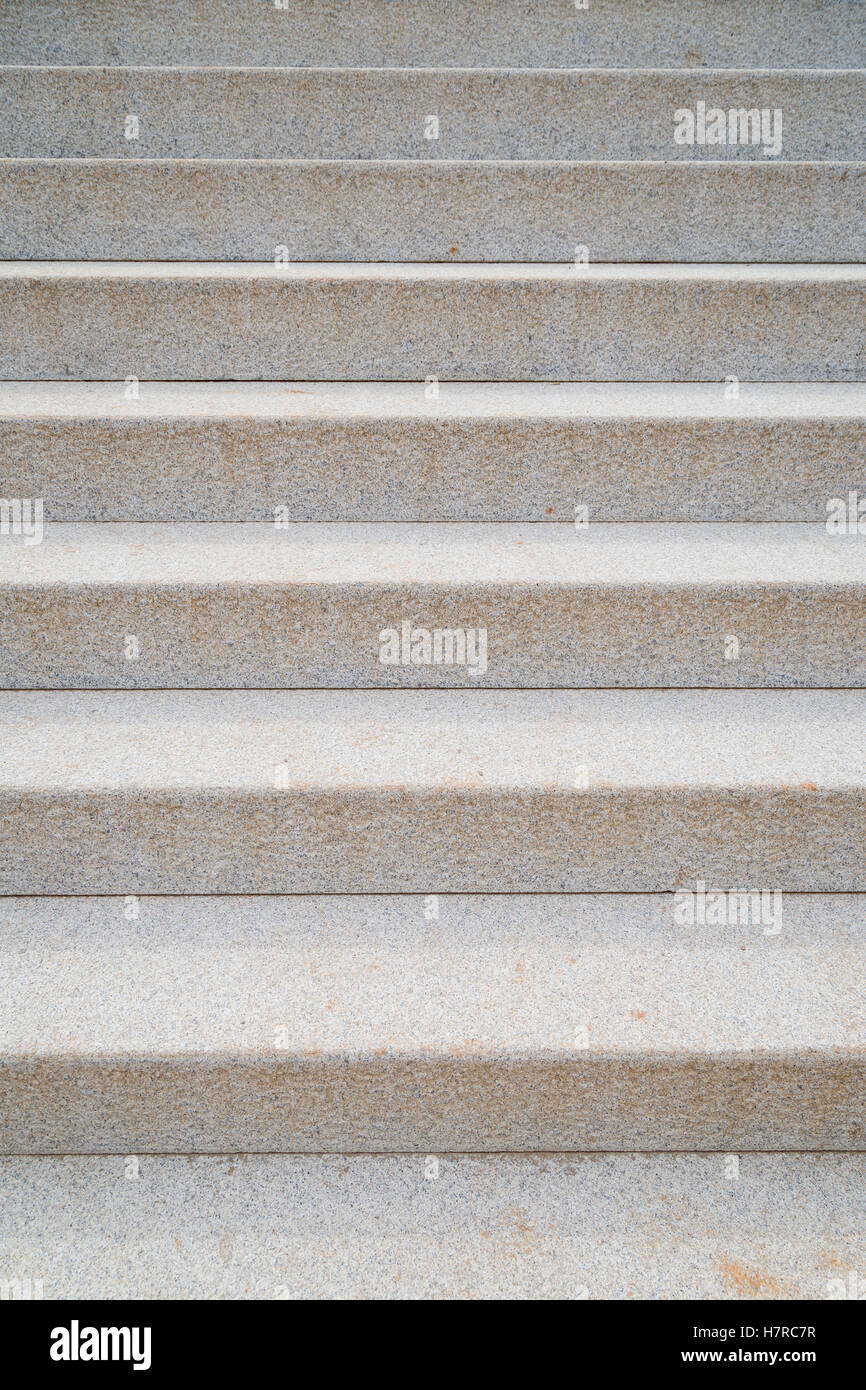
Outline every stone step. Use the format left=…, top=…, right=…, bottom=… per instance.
left=4, top=159, right=863, bottom=262
left=3, top=0, right=863, bottom=68
left=1, top=689, right=863, bottom=892
left=2, top=1150, right=863, bottom=1299
left=2, top=67, right=861, bottom=160
left=1, top=894, right=864, bottom=1152
left=1, top=522, right=864, bottom=689
left=3, top=381, right=863, bottom=522
left=3, top=262, right=864, bottom=381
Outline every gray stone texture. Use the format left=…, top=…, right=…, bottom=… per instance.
left=3, top=0, right=864, bottom=68
left=0, top=1153, right=864, bottom=1299
left=1, top=522, right=865, bottom=688
left=4, top=160, right=864, bottom=262
left=2, top=382, right=862, bottom=522
left=2, top=262, right=864, bottom=381
left=2, top=0, right=866, bottom=1303
left=1, top=689, right=864, bottom=893
left=1, top=895, right=864, bottom=1152
left=2, top=69, right=863, bottom=161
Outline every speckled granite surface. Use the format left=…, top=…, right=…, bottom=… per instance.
left=3, top=0, right=865, bottom=1303
left=0, top=690, right=864, bottom=893
left=1, top=522, right=864, bottom=688
left=3, top=0, right=863, bottom=68
left=3, top=161, right=864, bottom=262
left=2, top=381, right=862, bottom=522
left=1, top=894, right=864, bottom=1151
left=2, top=262, right=865, bottom=381
left=3, top=69, right=863, bottom=161
left=1, top=1153, right=863, bottom=1299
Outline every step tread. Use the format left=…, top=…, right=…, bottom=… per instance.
left=1, top=690, right=864, bottom=788
left=5, top=63, right=865, bottom=72
left=3, top=1152, right=863, bottom=1299
left=2, top=521, right=865, bottom=585
left=3, top=895, right=864, bottom=1150
left=3, top=379, right=865, bottom=418
left=4, top=523, right=862, bottom=691
left=4, top=259, right=865, bottom=280
left=5, top=156, right=865, bottom=164
left=1, top=894, right=862, bottom=1058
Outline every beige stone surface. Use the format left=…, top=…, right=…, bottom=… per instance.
left=2, top=381, right=862, bottom=521
left=2, top=1152, right=864, bottom=1299
left=0, top=690, right=864, bottom=892
left=1, top=894, right=864, bottom=1151
left=1, top=522, right=864, bottom=687
left=3, top=0, right=863, bottom=67
left=2, top=68, right=862, bottom=161
left=2, top=262, right=864, bottom=380
left=3, top=159, right=863, bottom=262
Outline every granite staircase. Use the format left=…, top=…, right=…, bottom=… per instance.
left=0, top=0, right=864, bottom=1299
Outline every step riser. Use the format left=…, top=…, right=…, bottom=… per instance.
left=4, top=0, right=863, bottom=68
left=2, top=584, right=863, bottom=688
left=3, top=1056, right=862, bottom=1152
left=4, top=70, right=862, bottom=161
left=4, top=386, right=862, bottom=521
left=3, top=789, right=864, bottom=892
left=4, top=270, right=863, bottom=381
left=4, top=161, right=864, bottom=262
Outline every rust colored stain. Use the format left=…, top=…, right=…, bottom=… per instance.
left=496, top=1206, right=550, bottom=1261
left=716, top=1257, right=783, bottom=1298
